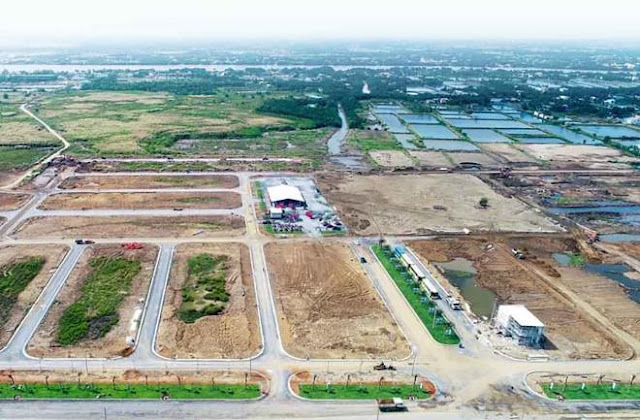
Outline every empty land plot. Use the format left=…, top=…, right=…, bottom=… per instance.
left=409, top=237, right=628, bottom=359
left=0, top=192, right=31, bottom=211
left=409, top=151, right=452, bottom=168
left=318, top=174, right=559, bottom=235
left=265, top=242, right=409, bottom=359
left=13, top=215, right=245, bottom=239
left=59, top=174, right=239, bottom=190
left=28, top=244, right=158, bottom=358
left=0, top=245, right=69, bottom=349
left=447, top=152, right=498, bottom=166
left=347, top=130, right=402, bottom=153
left=480, top=143, right=538, bottom=163
left=369, top=150, right=414, bottom=168
left=39, top=192, right=241, bottom=210
left=156, top=243, right=260, bottom=359
left=517, top=144, right=624, bottom=162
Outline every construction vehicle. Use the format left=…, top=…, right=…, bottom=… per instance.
left=122, top=243, right=144, bottom=250
left=75, top=239, right=95, bottom=245
left=373, top=361, right=396, bottom=371
left=511, top=248, right=525, bottom=260
left=499, top=166, right=513, bottom=178
left=377, top=398, right=407, bottom=412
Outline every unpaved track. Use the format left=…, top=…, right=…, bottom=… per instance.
left=59, top=174, right=240, bottom=190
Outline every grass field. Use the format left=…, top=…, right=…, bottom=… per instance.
left=347, top=129, right=402, bottom=152
left=56, top=257, right=141, bottom=345
left=542, top=383, right=640, bottom=400
left=298, top=383, right=431, bottom=400
left=0, top=257, right=46, bottom=325
left=372, top=245, right=460, bottom=345
left=0, top=146, right=57, bottom=172
left=36, top=91, right=323, bottom=156
left=178, top=254, right=230, bottom=323
left=0, top=382, right=260, bottom=400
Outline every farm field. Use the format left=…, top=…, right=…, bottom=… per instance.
left=408, top=236, right=630, bottom=359
left=0, top=245, right=69, bottom=349
left=35, top=91, right=316, bottom=156
left=156, top=243, right=260, bottom=359
left=27, top=244, right=158, bottom=358
left=0, top=192, right=31, bottom=211
left=59, top=174, right=240, bottom=190
left=12, top=215, right=246, bottom=239
left=265, top=242, right=409, bottom=359
left=318, top=174, right=559, bottom=236
left=346, top=129, right=402, bottom=152
left=39, top=191, right=242, bottom=210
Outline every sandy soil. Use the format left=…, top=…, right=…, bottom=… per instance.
left=318, top=174, right=559, bottom=236
left=369, top=150, right=414, bottom=168
left=408, top=236, right=629, bottom=359
left=39, top=192, right=241, bottom=210
left=409, top=151, right=452, bottom=168
left=480, top=144, right=538, bottom=163
left=27, top=244, right=158, bottom=358
left=0, top=245, right=69, bottom=349
left=517, top=144, right=626, bottom=163
left=59, top=174, right=240, bottom=190
left=13, top=215, right=245, bottom=239
left=265, top=242, right=409, bottom=359
left=0, top=192, right=31, bottom=211
left=156, top=243, right=261, bottom=359
left=447, top=152, right=498, bottom=166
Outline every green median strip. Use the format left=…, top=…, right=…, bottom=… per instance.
left=372, top=245, right=460, bottom=345
left=0, top=383, right=261, bottom=400
left=542, top=383, right=640, bottom=400
left=299, top=383, right=431, bottom=400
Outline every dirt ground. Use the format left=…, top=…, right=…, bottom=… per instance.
left=156, top=243, right=261, bottom=359
left=0, top=192, right=31, bottom=211
left=408, top=236, right=630, bottom=360
left=12, top=215, right=246, bottom=239
left=409, top=151, right=452, bottom=168
left=368, top=150, right=414, bottom=168
left=480, top=143, right=539, bottom=164
left=317, top=174, right=559, bottom=236
left=0, top=245, right=69, bottom=349
left=59, top=174, right=240, bottom=190
left=447, top=152, right=498, bottom=166
left=39, top=192, right=241, bottom=210
left=265, top=242, right=409, bottom=359
left=517, top=144, right=637, bottom=168
left=28, top=244, right=158, bottom=358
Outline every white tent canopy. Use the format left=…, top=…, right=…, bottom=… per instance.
left=267, top=184, right=305, bottom=204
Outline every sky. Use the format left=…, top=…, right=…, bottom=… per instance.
left=1, top=0, right=639, bottom=46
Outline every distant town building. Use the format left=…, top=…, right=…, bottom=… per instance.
left=496, top=305, right=545, bottom=348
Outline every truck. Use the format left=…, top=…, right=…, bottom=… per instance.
left=446, top=295, right=462, bottom=310
left=377, top=398, right=407, bottom=412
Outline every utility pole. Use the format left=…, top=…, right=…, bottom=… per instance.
left=410, top=345, right=418, bottom=376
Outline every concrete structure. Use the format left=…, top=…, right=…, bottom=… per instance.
left=496, top=305, right=545, bottom=347
left=269, top=207, right=283, bottom=219
left=267, top=184, right=306, bottom=208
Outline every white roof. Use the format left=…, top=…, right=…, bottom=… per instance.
left=498, top=305, right=544, bottom=328
left=267, top=184, right=305, bottom=203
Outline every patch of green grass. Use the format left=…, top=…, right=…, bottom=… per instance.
left=0, top=257, right=46, bottom=324
left=568, top=252, right=586, bottom=267
left=348, top=129, right=402, bottom=152
left=178, top=254, right=229, bottom=324
left=0, top=146, right=57, bottom=172
left=299, top=383, right=431, bottom=400
left=56, top=257, right=141, bottom=346
left=372, top=245, right=459, bottom=345
left=542, top=383, right=640, bottom=400
left=0, top=382, right=260, bottom=400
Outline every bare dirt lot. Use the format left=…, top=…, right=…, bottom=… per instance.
left=59, top=174, right=240, bottom=190
left=517, top=144, right=637, bottom=168
left=409, top=151, right=452, bottom=168
left=409, top=235, right=630, bottom=359
left=28, top=244, right=158, bottom=358
left=0, top=245, right=69, bottom=349
left=447, top=152, right=498, bottom=166
left=0, top=192, right=31, bottom=211
left=13, top=215, right=245, bottom=239
left=480, top=144, right=538, bottom=164
left=318, top=174, right=559, bottom=236
left=156, top=243, right=261, bottom=359
left=369, top=150, right=414, bottom=168
left=39, top=192, right=241, bottom=210
left=265, top=242, right=409, bottom=359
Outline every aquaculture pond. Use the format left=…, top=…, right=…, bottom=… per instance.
left=423, top=140, right=479, bottom=152
left=517, top=137, right=566, bottom=144
left=411, top=124, right=459, bottom=140
left=377, top=113, right=410, bottom=133
left=446, top=119, right=530, bottom=130
left=536, top=124, right=601, bottom=145
left=401, top=114, right=439, bottom=124
left=462, top=129, right=512, bottom=143
left=575, top=125, right=640, bottom=139
left=435, top=258, right=497, bottom=319
left=394, top=133, right=418, bottom=150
